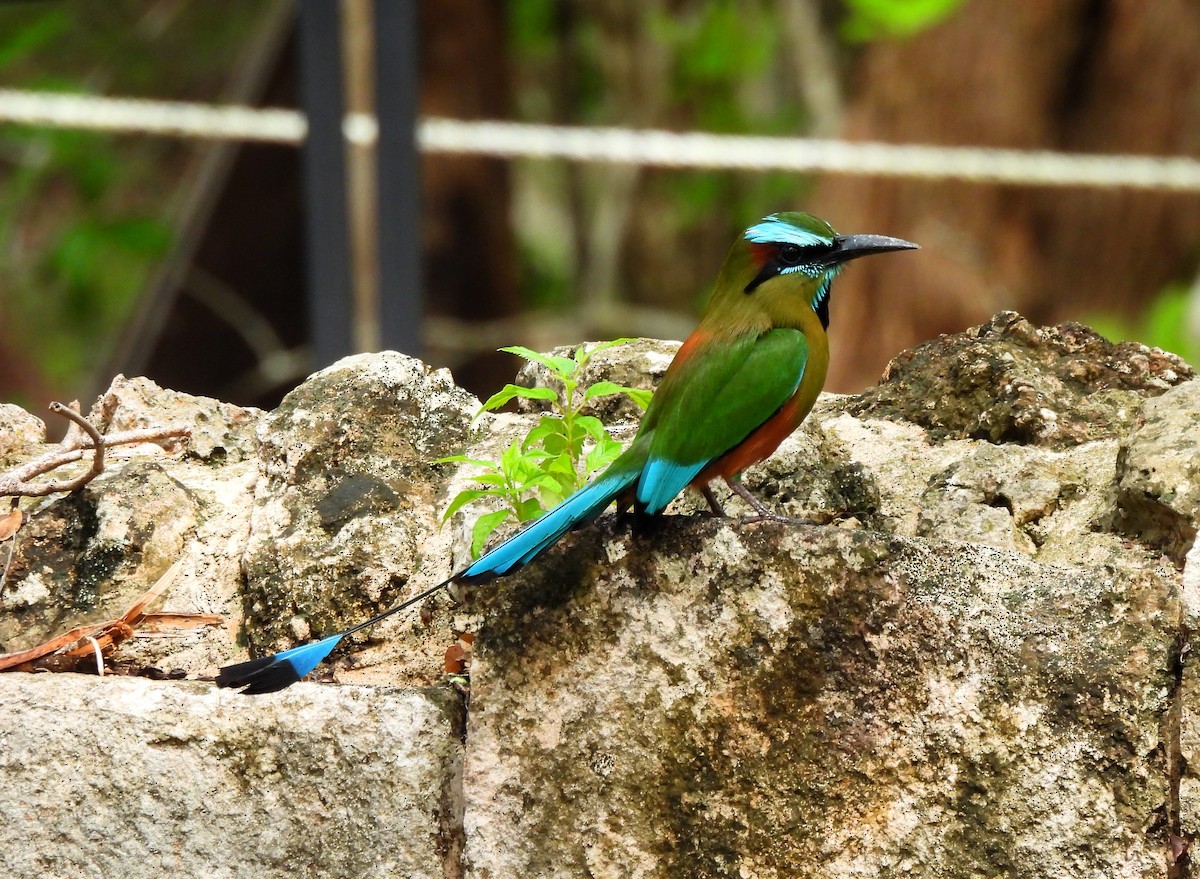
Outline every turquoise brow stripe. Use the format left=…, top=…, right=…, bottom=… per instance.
left=743, top=216, right=831, bottom=248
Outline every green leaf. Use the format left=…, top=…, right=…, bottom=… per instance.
left=471, top=509, right=513, bottom=559
left=516, top=497, right=547, bottom=521
left=543, top=452, right=582, bottom=494
left=521, top=472, right=564, bottom=494
left=477, top=383, right=559, bottom=415
left=576, top=338, right=637, bottom=368
left=583, top=380, right=631, bottom=400
left=523, top=416, right=568, bottom=450
left=499, top=345, right=577, bottom=379
left=585, top=436, right=622, bottom=474
left=840, top=0, right=966, bottom=42
left=509, top=453, right=544, bottom=485
left=623, top=388, right=654, bottom=410
left=499, top=439, right=525, bottom=472
left=575, top=415, right=607, bottom=441
left=441, top=489, right=489, bottom=522
left=467, top=473, right=510, bottom=487
left=433, top=455, right=497, bottom=468
left=534, top=418, right=569, bottom=456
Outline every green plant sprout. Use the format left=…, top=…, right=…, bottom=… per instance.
left=438, top=340, right=653, bottom=558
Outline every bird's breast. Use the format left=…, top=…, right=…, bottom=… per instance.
left=695, top=384, right=815, bottom=483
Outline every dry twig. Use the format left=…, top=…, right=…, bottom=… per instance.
left=0, top=402, right=190, bottom=498
left=0, top=498, right=20, bottom=594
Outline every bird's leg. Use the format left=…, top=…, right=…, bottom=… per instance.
left=725, top=478, right=817, bottom=527
left=699, top=484, right=726, bottom=517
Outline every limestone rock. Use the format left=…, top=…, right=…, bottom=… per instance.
left=238, top=351, right=481, bottom=686
left=2, top=463, right=201, bottom=652
left=846, top=311, right=1193, bottom=447
left=90, top=374, right=262, bottom=461
left=1114, top=379, right=1200, bottom=565
left=0, top=376, right=263, bottom=676
left=0, top=403, right=45, bottom=466
left=1, top=312, right=1198, bottom=878
left=0, top=673, right=463, bottom=879
left=461, top=520, right=1176, bottom=879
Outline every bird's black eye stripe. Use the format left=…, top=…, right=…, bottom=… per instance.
left=778, top=244, right=803, bottom=265
left=746, top=241, right=834, bottom=293
left=775, top=242, right=831, bottom=267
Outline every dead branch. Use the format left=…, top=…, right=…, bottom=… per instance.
left=0, top=402, right=190, bottom=498
left=44, top=402, right=104, bottom=493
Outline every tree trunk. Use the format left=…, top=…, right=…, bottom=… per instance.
left=812, top=0, right=1200, bottom=391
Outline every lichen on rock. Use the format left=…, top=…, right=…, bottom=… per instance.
left=845, top=311, right=1193, bottom=447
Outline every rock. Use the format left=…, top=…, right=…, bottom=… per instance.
left=461, top=520, right=1176, bottom=879
left=1114, top=379, right=1200, bottom=566
left=0, top=673, right=464, bottom=879
left=0, top=377, right=263, bottom=676
left=0, top=404, right=45, bottom=466
left=90, top=374, right=262, bottom=462
left=845, top=311, right=1193, bottom=448
left=2, top=312, right=1198, bottom=877
left=237, top=351, right=482, bottom=687
left=1, top=464, right=200, bottom=652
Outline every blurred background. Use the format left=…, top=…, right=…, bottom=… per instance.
left=0, top=0, right=1198, bottom=412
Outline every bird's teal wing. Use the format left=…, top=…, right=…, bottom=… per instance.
left=635, top=328, right=809, bottom=513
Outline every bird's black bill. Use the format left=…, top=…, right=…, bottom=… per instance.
left=822, top=234, right=918, bottom=266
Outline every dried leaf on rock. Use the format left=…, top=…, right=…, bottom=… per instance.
left=0, top=560, right=218, bottom=675
left=0, top=507, right=22, bottom=541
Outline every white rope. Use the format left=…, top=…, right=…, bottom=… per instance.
left=0, top=88, right=306, bottom=143
left=421, top=119, right=1200, bottom=192
left=2, top=88, right=1200, bottom=192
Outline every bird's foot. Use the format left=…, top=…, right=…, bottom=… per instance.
left=738, top=511, right=819, bottom=527
left=725, top=479, right=818, bottom=527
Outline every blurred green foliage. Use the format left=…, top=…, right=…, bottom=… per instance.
left=0, top=121, right=173, bottom=386
left=506, top=0, right=965, bottom=318
left=0, top=0, right=968, bottom=400
left=841, top=0, right=967, bottom=42
left=1088, top=285, right=1200, bottom=367
left=0, top=1, right=272, bottom=397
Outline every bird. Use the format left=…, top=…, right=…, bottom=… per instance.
left=217, top=212, right=917, bottom=694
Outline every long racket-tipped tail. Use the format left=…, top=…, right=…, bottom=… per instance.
left=215, top=579, right=452, bottom=694
left=217, top=467, right=638, bottom=694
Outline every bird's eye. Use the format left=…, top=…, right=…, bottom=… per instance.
left=778, top=244, right=803, bottom=266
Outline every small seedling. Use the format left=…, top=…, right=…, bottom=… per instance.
left=438, top=340, right=652, bottom=557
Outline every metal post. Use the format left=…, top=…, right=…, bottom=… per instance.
left=372, top=0, right=423, bottom=355
left=297, top=0, right=353, bottom=367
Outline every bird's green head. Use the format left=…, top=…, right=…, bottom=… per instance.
left=708, top=212, right=918, bottom=331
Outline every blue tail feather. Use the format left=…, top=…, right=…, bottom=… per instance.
left=274, top=635, right=344, bottom=679
left=461, top=470, right=637, bottom=582
left=215, top=633, right=343, bottom=694
left=218, top=465, right=640, bottom=693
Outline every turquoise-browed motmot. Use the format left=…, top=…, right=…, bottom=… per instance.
left=218, top=212, right=917, bottom=693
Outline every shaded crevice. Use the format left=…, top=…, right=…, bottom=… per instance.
left=1109, top=490, right=1197, bottom=570
left=1167, top=613, right=1192, bottom=879
left=439, top=683, right=470, bottom=879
